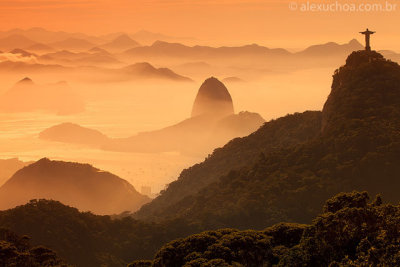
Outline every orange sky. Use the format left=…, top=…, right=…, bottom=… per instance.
left=0, top=0, right=399, bottom=50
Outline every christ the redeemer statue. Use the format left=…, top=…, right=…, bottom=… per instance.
left=360, top=28, right=375, bottom=51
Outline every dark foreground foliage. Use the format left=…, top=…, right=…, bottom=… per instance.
left=0, top=228, right=68, bottom=267
left=130, top=191, right=400, bottom=267
left=0, top=200, right=198, bottom=267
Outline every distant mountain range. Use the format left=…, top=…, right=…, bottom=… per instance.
left=0, top=27, right=397, bottom=62
left=1, top=28, right=398, bottom=83
left=38, top=49, right=122, bottom=67
left=0, top=158, right=150, bottom=215
left=0, top=28, right=194, bottom=50
left=122, top=39, right=366, bottom=60
left=122, top=41, right=291, bottom=61
left=0, top=61, right=191, bottom=83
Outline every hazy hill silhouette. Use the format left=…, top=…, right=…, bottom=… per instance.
left=0, top=27, right=103, bottom=45
left=120, top=39, right=366, bottom=73
left=0, top=60, right=67, bottom=72
left=49, top=38, right=96, bottom=51
left=0, top=158, right=150, bottom=215
left=130, top=30, right=196, bottom=44
left=0, top=158, right=30, bottom=186
left=297, top=39, right=364, bottom=57
left=123, top=39, right=364, bottom=62
left=135, top=50, right=400, bottom=229
left=191, top=77, right=234, bottom=118
left=379, top=50, right=400, bottom=64
left=0, top=28, right=370, bottom=73
left=0, top=34, right=37, bottom=51
left=39, top=50, right=89, bottom=60
left=39, top=123, right=109, bottom=147
left=123, top=41, right=290, bottom=60
left=222, top=76, right=245, bottom=83
left=88, top=47, right=111, bottom=54
left=25, top=43, right=55, bottom=53
left=118, top=62, right=192, bottom=81
left=0, top=77, right=84, bottom=115
left=39, top=49, right=122, bottom=67
left=99, top=34, right=140, bottom=52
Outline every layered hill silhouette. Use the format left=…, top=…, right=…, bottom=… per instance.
left=0, top=78, right=84, bottom=115
left=0, top=35, right=37, bottom=51
left=99, top=34, right=140, bottom=52
left=123, top=41, right=290, bottom=61
left=296, top=39, right=363, bottom=57
left=120, top=39, right=370, bottom=74
left=122, top=39, right=365, bottom=64
left=39, top=49, right=122, bottom=67
left=40, top=77, right=264, bottom=155
left=25, top=43, right=55, bottom=53
left=222, top=76, right=244, bottom=83
left=39, top=123, right=109, bottom=147
left=0, top=158, right=150, bottom=215
left=134, top=50, right=400, bottom=230
left=117, top=62, right=192, bottom=81
left=49, top=38, right=96, bottom=51
left=0, top=28, right=383, bottom=74
left=0, top=28, right=192, bottom=47
left=0, top=55, right=191, bottom=81
left=0, top=158, right=30, bottom=186
left=0, top=29, right=381, bottom=82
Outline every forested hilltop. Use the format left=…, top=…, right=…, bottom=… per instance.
left=0, top=199, right=201, bottom=266
left=130, top=191, right=400, bottom=267
left=135, top=50, right=400, bottom=230
left=0, top=227, right=69, bottom=267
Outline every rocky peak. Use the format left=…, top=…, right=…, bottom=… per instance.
left=191, top=77, right=234, bottom=118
